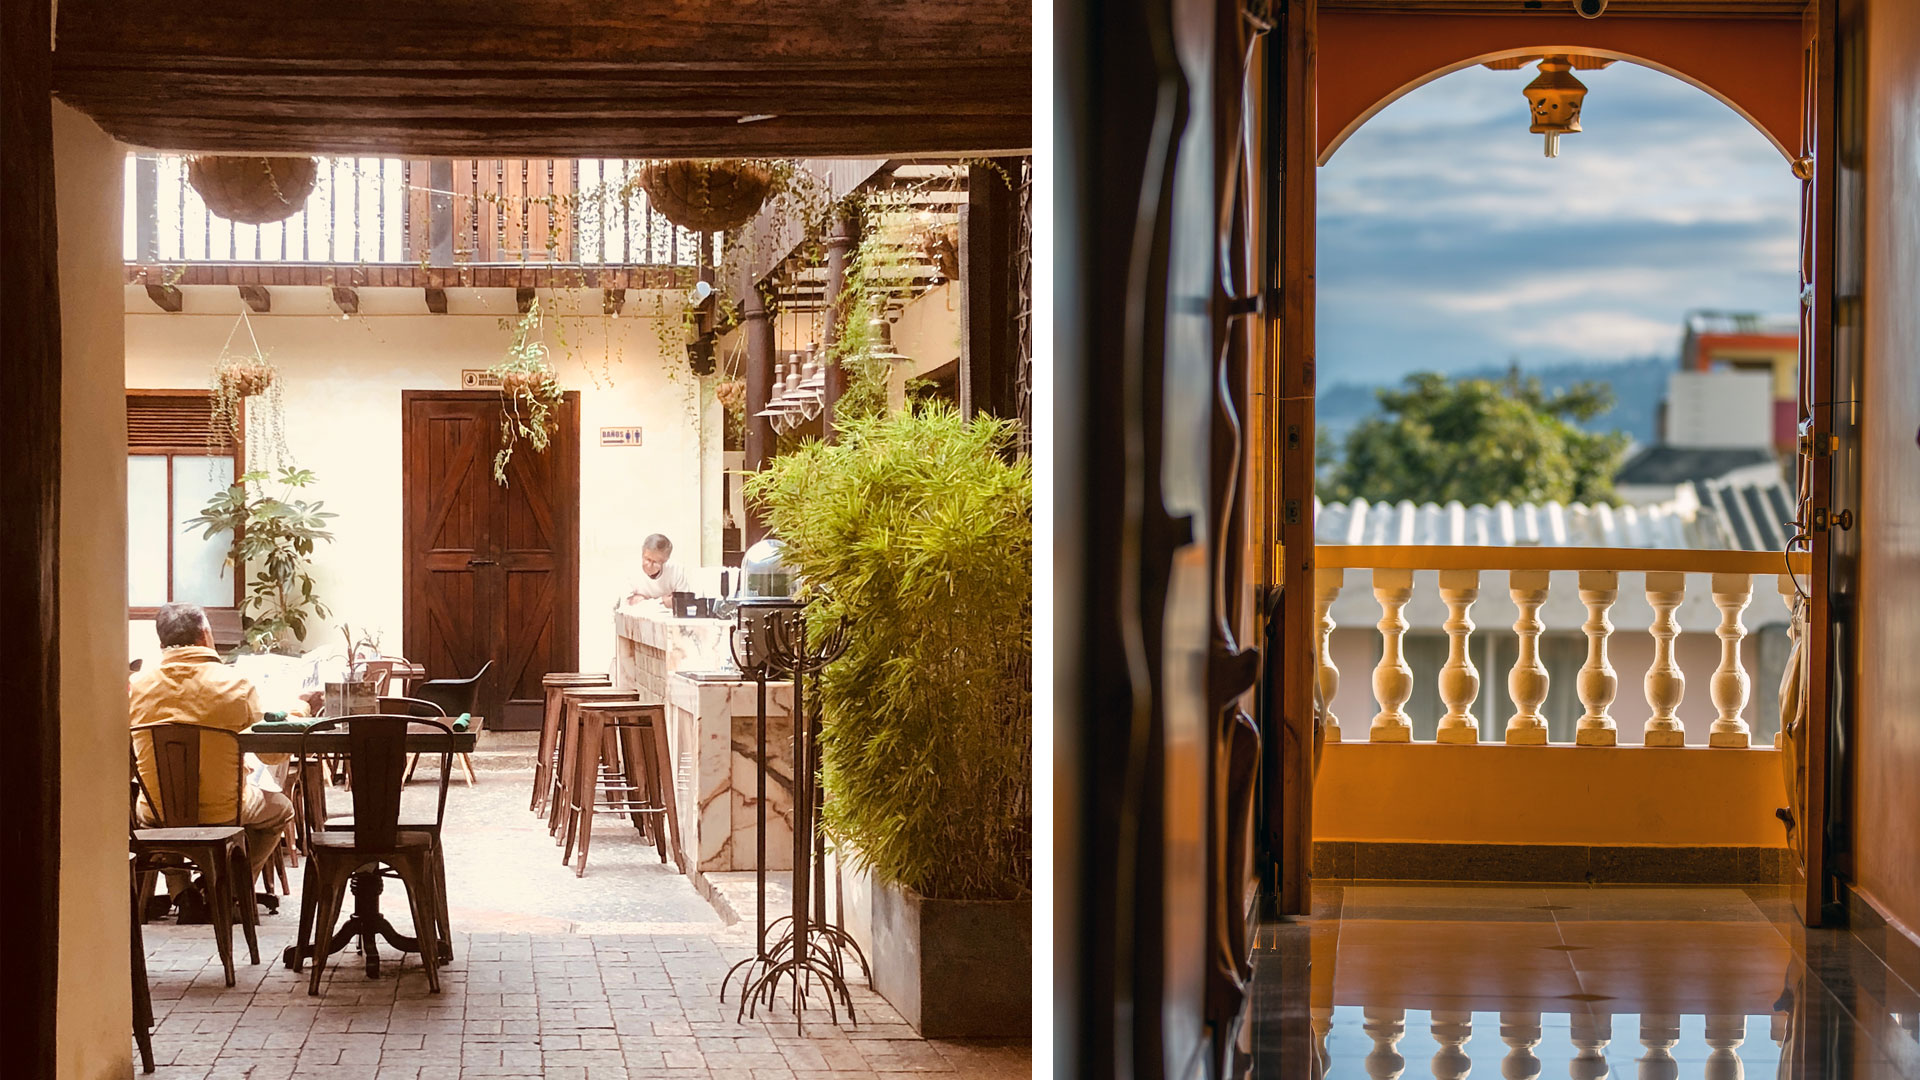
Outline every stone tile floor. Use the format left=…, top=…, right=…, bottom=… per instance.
left=137, top=755, right=1029, bottom=1078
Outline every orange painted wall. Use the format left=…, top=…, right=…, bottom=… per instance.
left=1317, top=12, right=1804, bottom=164
left=1315, top=743, right=1788, bottom=848
left=1851, top=0, right=1920, bottom=939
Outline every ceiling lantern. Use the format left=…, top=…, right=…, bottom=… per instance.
left=1524, top=55, right=1588, bottom=158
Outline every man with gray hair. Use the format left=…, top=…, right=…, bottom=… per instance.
left=619, top=532, right=694, bottom=609
left=131, top=602, right=294, bottom=919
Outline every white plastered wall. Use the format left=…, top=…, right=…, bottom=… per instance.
left=55, top=101, right=134, bottom=1080
left=123, top=286, right=722, bottom=670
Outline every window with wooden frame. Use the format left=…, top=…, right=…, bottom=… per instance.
left=126, top=390, right=243, bottom=616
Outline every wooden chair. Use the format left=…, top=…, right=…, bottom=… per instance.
left=560, top=701, right=684, bottom=877
left=129, top=722, right=261, bottom=987
left=294, top=714, right=454, bottom=995
left=130, top=852, right=154, bottom=1074
left=535, top=673, right=611, bottom=817
left=549, top=686, right=645, bottom=841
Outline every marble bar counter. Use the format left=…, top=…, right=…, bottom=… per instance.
left=611, top=606, right=795, bottom=873
left=665, top=673, right=795, bottom=873
left=612, top=604, right=731, bottom=702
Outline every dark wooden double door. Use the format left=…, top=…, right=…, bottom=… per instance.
left=403, top=391, right=579, bottom=731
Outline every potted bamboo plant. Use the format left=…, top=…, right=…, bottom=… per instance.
left=745, top=404, right=1031, bottom=1037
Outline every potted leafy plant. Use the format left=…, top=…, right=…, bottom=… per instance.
left=187, top=466, right=337, bottom=653
left=745, top=404, right=1031, bottom=1037
left=489, top=299, right=564, bottom=485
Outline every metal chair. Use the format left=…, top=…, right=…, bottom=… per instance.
left=406, top=662, right=491, bottom=784
left=559, top=701, right=684, bottom=876
left=294, top=714, right=455, bottom=995
left=535, top=673, right=611, bottom=818
left=129, top=722, right=261, bottom=987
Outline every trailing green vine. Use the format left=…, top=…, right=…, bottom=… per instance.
left=489, top=299, right=564, bottom=485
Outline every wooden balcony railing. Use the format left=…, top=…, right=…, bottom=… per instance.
left=1311, top=545, right=1813, bottom=749
left=124, top=154, right=710, bottom=273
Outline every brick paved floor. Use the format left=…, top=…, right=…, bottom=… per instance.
left=136, top=757, right=1029, bottom=1078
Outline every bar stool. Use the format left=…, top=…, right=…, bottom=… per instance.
left=560, top=701, right=684, bottom=877
left=534, top=673, right=611, bottom=816
left=550, top=685, right=644, bottom=840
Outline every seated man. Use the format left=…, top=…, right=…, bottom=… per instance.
left=131, top=602, right=294, bottom=917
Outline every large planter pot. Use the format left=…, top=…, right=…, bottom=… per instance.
left=187, top=156, right=320, bottom=224
left=869, top=878, right=1030, bottom=1038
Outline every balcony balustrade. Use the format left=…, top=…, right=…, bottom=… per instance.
left=123, top=154, right=711, bottom=287
left=1312, top=545, right=1811, bottom=750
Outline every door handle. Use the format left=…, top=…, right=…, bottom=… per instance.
left=467, top=556, right=497, bottom=567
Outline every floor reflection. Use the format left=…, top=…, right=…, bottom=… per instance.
left=1247, top=885, right=1920, bottom=1078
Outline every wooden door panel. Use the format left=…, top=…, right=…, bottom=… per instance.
left=405, top=391, right=578, bottom=732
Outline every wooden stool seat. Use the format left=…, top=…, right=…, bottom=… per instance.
left=534, top=673, right=611, bottom=817
left=549, top=685, right=641, bottom=838
left=559, top=701, right=684, bottom=877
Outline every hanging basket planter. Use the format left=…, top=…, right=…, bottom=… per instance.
left=496, top=367, right=553, bottom=400
left=639, top=160, right=774, bottom=233
left=187, top=156, right=321, bottom=225
left=218, top=357, right=277, bottom=398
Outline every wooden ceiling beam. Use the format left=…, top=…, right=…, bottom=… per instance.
left=50, top=1, right=1030, bottom=158
left=237, top=284, right=270, bottom=312
left=516, top=287, right=536, bottom=314
left=331, top=286, right=359, bottom=314
left=423, top=287, right=448, bottom=314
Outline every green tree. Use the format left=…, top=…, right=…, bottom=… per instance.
left=1323, top=369, right=1629, bottom=507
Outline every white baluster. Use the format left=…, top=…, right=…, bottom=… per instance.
left=1703, top=1014, right=1746, bottom=1080
left=1315, top=568, right=1344, bottom=743
left=1363, top=1006, right=1407, bottom=1080
left=1709, top=572, right=1755, bottom=747
left=1311, top=1006, right=1335, bottom=1076
left=1500, top=1011, right=1543, bottom=1080
left=1570, top=1011, right=1613, bottom=1080
left=1576, top=570, right=1620, bottom=747
left=1776, top=573, right=1800, bottom=749
left=1436, top=569, right=1480, bottom=745
left=1370, top=568, right=1414, bottom=743
left=1637, top=1013, right=1681, bottom=1080
left=1643, top=571, right=1687, bottom=747
left=1430, top=1011, right=1473, bottom=1080
left=1506, top=569, right=1551, bottom=745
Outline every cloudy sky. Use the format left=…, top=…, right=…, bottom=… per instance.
left=1317, top=60, right=1801, bottom=386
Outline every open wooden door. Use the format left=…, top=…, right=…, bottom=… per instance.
left=402, top=391, right=579, bottom=730
left=1788, top=0, right=1861, bottom=929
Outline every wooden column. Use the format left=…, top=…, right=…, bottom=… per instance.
left=3, top=2, right=64, bottom=1072
left=959, top=157, right=1021, bottom=421
left=820, top=209, right=856, bottom=440
left=741, top=285, right=775, bottom=547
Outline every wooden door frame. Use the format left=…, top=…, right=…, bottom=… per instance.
left=400, top=389, right=581, bottom=723
left=1255, top=0, right=1851, bottom=928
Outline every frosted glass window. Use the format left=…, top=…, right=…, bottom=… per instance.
left=172, top=456, right=236, bottom=607
left=127, top=456, right=170, bottom=607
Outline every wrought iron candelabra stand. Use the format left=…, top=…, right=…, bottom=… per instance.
left=718, top=606, right=870, bottom=1033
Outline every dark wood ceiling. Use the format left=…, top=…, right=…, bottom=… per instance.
left=51, top=1, right=1031, bottom=158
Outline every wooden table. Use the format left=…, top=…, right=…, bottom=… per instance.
left=237, top=724, right=477, bottom=976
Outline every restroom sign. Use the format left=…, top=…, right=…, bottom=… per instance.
left=600, top=427, right=645, bottom=447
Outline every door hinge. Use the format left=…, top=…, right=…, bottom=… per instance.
left=1284, top=499, right=1302, bottom=526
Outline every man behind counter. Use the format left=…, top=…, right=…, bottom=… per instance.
left=619, top=532, right=693, bottom=609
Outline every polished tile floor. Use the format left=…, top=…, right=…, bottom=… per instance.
left=1249, top=884, right=1920, bottom=1078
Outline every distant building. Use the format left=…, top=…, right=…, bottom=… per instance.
left=1677, top=309, right=1799, bottom=454
left=1616, top=311, right=1794, bottom=508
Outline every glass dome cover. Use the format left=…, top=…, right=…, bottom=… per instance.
left=734, top=539, right=799, bottom=604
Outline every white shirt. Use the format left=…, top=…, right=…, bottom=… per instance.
left=626, top=562, right=693, bottom=602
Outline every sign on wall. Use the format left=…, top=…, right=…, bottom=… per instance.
left=461, top=369, right=504, bottom=390
left=600, top=427, right=645, bottom=447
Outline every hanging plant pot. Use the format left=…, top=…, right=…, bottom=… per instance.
left=187, top=156, right=321, bottom=225
left=497, top=368, right=552, bottom=399
left=714, top=378, right=747, bottom=410
left=639, top=160, right=774, bottom=233
left=218, top=357, right=276, bottom=399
